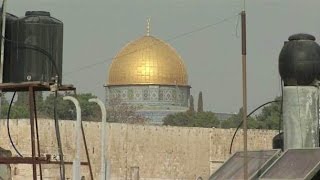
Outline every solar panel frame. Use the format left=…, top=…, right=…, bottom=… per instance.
left=259, top=148, right=320, bottom=180
left=209, top=149, right=281, bottom=180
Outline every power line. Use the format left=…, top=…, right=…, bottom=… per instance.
left=64, top=13, right=239, bottom=76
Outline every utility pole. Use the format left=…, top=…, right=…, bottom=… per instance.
left=241, top=10, right=248, bottom=180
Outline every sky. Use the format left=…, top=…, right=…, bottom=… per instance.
left=6, top=0, right=320, bottom=113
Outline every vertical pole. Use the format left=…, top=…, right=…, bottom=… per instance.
left=81, top=123, right=94, bottom=180
left=0, top=0, right=7, bottom=141
left=241, top=10, right=248, bottom=180
left=29, top=86, right=37, bottom=180
left=0, top=0, right=7, bottom=83
left=33, top=91, right=43, bottom=180
left=54, top=91, right=65, bottom=180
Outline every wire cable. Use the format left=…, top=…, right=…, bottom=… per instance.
left=64, top=13, right=239, bottom=76
left=53, top=91, right=65, bottom=180
left=229, top=100, right=280, bottom=154
left=7, top=91, right=23, bottom=157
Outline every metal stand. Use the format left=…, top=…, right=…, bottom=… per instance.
left=0, top=82, right=92, bottom=180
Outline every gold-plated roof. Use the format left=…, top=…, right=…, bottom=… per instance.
left=107, top=35, right=188, bottom=86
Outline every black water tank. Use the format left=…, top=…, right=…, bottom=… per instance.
left=10, top=11, right=63, bottom=83
left=0, top=11, right=18, bottom=83
left=279, top=33, right=320, bottom=86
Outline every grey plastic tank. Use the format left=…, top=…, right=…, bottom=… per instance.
left=10, top=11, right=63, bottom=83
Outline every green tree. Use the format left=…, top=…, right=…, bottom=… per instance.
left=41, top=92, right=101, bottom=121
left=4, top=92, right=45, bottom=119
left=189, top=95, right=194, bottom=113
left=10, top=92, right=30, bottom=119
left=15, top=92, right=28, bottom=106
left=163, top=112, right=192, bottom=126
left=197, top=91, right=203, bottom=112
left=221, top=107, right=260, bottom=129
left=193, top=111, right=219, bottom=127
left=1, top=92, right=102, bottom=121
left=163, top=111, right=219, bottom=128
left=1, top=95, right=10, bottom=118
left=255, top=97, right=281, bottom=130
left=40, top=93, right=73, bottom=120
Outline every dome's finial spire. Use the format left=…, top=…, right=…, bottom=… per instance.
left=146, top=17, right=151, bottom=36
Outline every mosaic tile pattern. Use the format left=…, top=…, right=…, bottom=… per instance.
left=105, top=85, right=190, bottom=124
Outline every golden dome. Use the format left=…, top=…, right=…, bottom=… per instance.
left=107, top=35, right=188, bottom=86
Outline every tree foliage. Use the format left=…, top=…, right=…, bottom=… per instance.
left=163, top=111, right=219, bottom=128
left=163, top=97, right=281, bottom=130
left=1, top=92, right=281, bottom=129
left=221, top=97, right=281, bottom=130
left=1, top=92, right=101, bottom=121
left=189, top=95, right=194, bottom=113
left=1, top=93, right=29, bottom=119
left=197, top=91, right=203, bottom=112
left=255, top=97, right=281, bottom=130
left=221, top=108, right=261, bottom=129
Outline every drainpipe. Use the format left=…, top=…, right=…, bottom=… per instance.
left=63, top=96, right=81, bottom=180
left=88, top=98, right=109, bottom=180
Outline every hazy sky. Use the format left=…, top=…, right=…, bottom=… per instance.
left=7, top=0, right=320, bottom=113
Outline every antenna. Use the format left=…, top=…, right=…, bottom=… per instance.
left=241, top=10, right=248, bottom=180
left=243, top=0, right=246, bottom=11
left=146, top=17, right=151, bottom=36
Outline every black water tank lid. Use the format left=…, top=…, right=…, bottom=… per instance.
left=288, top=33, right=315, bottom=41
left=25, top=11, right=50, bottom=17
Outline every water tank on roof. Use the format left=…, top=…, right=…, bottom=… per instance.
left=0, top=11, right=18, bottom=83
left=10, top=11, right=63, bottom=84
left=279, top=33, right=320, bottom=86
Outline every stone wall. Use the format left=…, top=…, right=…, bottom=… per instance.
left=0, top=119, right=276, bottom=180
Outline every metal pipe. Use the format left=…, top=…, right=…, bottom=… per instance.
left=89, top=98, right=108, bottom=180
left=33, top=90, right=43, bottom=180
left=28, top=86, right=37, bottom=180
left=0, top=0, right=7, bottom=83
left=241, top=10, right=248, bottom=180
left=63, top=96, right=81, bottom=180
left=0, top=1, right=7, bottom=165
left=0, top=156, right=89, bottom=165
left=54, top=91, right=65, bottom=180
left=72, top=90, right=94, bottom=180
left=81, top=122, right=94, bottom=180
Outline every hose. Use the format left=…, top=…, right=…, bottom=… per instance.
left=229, top=100, right=280, bottom=154
left=7, top=91, right=23, bottom=157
